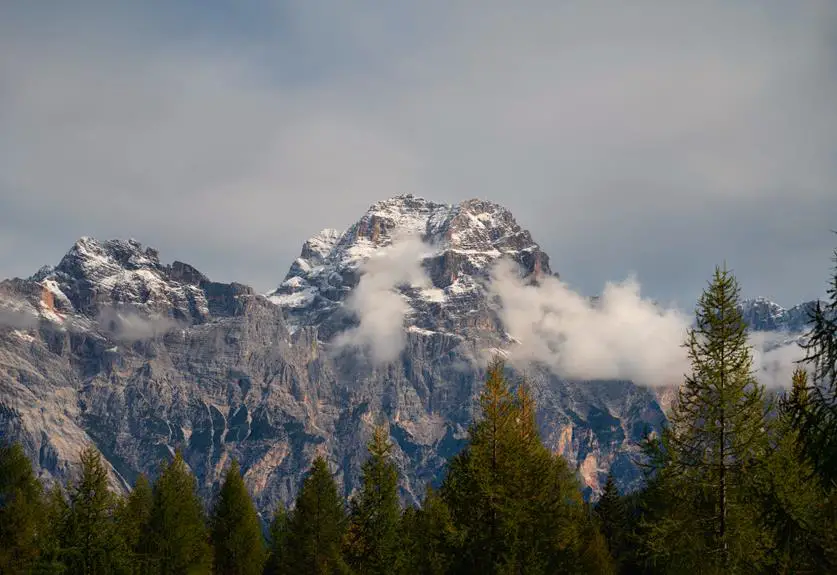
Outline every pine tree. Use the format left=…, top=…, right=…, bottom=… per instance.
left=284, top=456, right=349, bottom=575
left=793, top=240, right=837, bottom=484
left=652, top=266, right=771, bottom=572
left=143, top=452, right=212, bottom=575
left=344, top=426, right=401, bottom=574
left=0, top=442, right=45, bottom=574
left=119, top=474, right=153, bottom=573
left=210, top=460, right=266, bottom=575
left=594, top=473, right=626, bottom=560
left=62, top=445, right=127, bottom=574
left=264, top=505, right=290, bottom=575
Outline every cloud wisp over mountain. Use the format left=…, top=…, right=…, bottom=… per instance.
left=489, top=259, right=807, bottom=389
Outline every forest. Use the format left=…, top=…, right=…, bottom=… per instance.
left=2, top=245, right=837, bottom=574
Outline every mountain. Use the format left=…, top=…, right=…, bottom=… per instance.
left=0, top=195, right=812, bottom=510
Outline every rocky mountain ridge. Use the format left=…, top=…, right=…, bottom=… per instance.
left=0, top=195, right=815, bottom=511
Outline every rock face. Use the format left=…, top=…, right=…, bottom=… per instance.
left=0, top=195, right=813, bottom=511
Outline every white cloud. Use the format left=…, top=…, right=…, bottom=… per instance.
left=0, top=2, right=834, bottom=304
left=488, top=259, right=690, bottom=387
left=749, top=331, right=808, bottom=389
left=488, top=259, right=810, bottom=389
left=333, top=236, right=432, bottom=363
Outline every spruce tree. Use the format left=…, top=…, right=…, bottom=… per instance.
left=594, top=472, right=626, bottom=561
left=62, top=445, right=127, bottom=574
left=0, top=442, right=45, bottom=574
left=143, top=452, right=212, bottom=575
left=210, top=460, right=266, bottom=575
left=652, top=266, right=770, bottom=572
left=119, top=474, right=153, bottom=573
left=284, top=456, right=349, bottom=575
left=344, top=426, right=401, bottom=574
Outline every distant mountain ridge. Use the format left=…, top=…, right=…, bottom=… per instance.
left=0, top=195, right=816, bottom=511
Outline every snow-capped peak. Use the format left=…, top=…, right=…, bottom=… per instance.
left=268, top=195, right=552, bottom=333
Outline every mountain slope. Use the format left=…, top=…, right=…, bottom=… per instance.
left=0, top=195, right=810, bottom=510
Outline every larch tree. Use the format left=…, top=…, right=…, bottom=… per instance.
left=654, top=266, right=770, bottom=572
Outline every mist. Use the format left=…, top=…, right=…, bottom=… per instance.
left=0, top=307, right=38, bottom=330
left=333, top=236, right=432, bottom=363
left=97, top=306, right=180, bottom=342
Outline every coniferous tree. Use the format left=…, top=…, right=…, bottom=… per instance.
left=752, top=368, right=837, bottom=572
left=210, top=460, right=266, bottom=575
left=793, top=240, right=837, bottom=484
left=442, top=358, right=594, bottom=574
left=0, top=442, right=45, bottom=574
left=284, top=456, right=349, bottom=575
left=33, top=485, right=70, bottom=574
left=264, top=505, right=290, bottom=575
left=344, top=426, right=401, bottom=574
left=62, top=445, right=127, bottom=574
left=143, top=452, right=212, bottom=575
left=119, top=474, right=153, bottom=573
left=594, top=472, right=626, bottom=561
left=400, top=485, right=457, bottom=575
left=649, top=266, right=771, bottom=572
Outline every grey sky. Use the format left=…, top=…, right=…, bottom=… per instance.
left=1, top=1, right=835, bottom=309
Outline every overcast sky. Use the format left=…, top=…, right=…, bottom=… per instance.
left=1, top=1, right=835, bottom=308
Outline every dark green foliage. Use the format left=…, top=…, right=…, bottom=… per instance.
left=143, top=452, right=212, bottom=575
left=441, top=358, right=604, bottom=574
left=750, top=368, right=837, bottom=572
left=594, top=473, right=626, bottom=561
left=344, top=426, right=402, bottom=574
left=264, top=505, right=289, bottom=575
left=284, top=456, right=349, bottom=575
left=119, top=474, right=153, bottom=573
left=62, top=445, right=127, bottom=574
left=210, top=460, right=267, bottom=575
left=0, top=442, right=45, bottom=573
left=793, top=240, right=837, bottom=485
left=401, top=485, right=458, bottom=575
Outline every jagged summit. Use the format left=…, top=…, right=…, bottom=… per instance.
left=268, top=195, right=552, bottom=332
left=739, top=297, right=816, bottom=333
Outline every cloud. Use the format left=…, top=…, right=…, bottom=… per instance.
left=489, top=259, right=690, bottom=387
left=0, top=308, right=38, bottom=330
left=489, top=259, right=810, bottom=389
left=333, top=236, right=432, bottom=363
left=749, top=331, right=808, bottom=389
left=97, top=306, right=180, bottom=342
left=0, top=2, right=835, bottom=305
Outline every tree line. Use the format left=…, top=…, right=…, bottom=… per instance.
left=1, top=242, right=836, bottom=574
